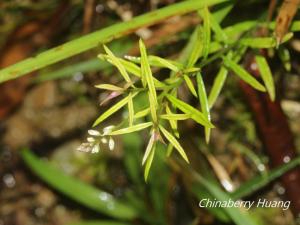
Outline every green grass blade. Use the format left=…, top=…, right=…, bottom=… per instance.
left=223, top=57, right=266, bottom=92
left=166, top=94, right=214, bottom=128
left=134, top=107, right=150, bottom=119
left=255, top=55, right=275, bottom=101
left=278, top=47, right=291, bottom=71
left=99, top=54, right=141, bottom=77
left=103, top=45, right=132, bottom=83
left=95, top=84, right=124, bottom=92
left=144, top=143, right=156, bottom=181
left=196, top=73, right=211, bottom=143
left=109, top=122, right=152, bottom=135
left=148, top=56, right=182, bottom=72
left=0, top=0, right=227, bottom=84
left=93, top=93, right=138, bottom=127
left=139, top=39, right=158, bottom=123
left=159, top=125, right=189, bottom=163
left=160, top=113, right=191, bottom=120
left=21, top=149, right=138, bottom=220
left=231, top=156, right=300, bottom=199
left=199, top=5, right=211, bottom=59
left=186, top=26, right=203, bottom=68
left=166, top=104, right=179, bottom=138
left=193, top=172, right=259, bottom=225
left=183, top=75, right=198, bottom=97
left=209, top=9, right=228, bottom=42
left=240, top=33, right=293, bottom=48
left=208, top=66, right=228, bottom=108
left=142, top=132, right=156, bottom=165
left=128, top=93, right=134, bottom=126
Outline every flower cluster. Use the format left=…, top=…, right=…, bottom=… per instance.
left=77, top=126, right=115, bottom=153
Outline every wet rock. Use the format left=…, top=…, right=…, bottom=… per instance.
left=3, top=81, right=97, bottom=149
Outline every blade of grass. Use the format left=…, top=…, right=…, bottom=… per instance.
left=255, top=55, right=275, bottom=101
left=191, top=171, right=259, bottom=225
left=199, top=5, right=211, bottom=59
left=139, top=39, right=158, bottom=123
left=95, top=84, right=124, bottom=92
left=144, top=143, right=156, bottom=181
left=159, top=125, right=189, bottom=163
left=223, top=57, right=266, bottom=92
left=134, top=107, right=150, bottom=119
left=109, top=122, right=152, bottom=135
left=186, top=26, right=203, bottom=68
left=103, top=45, right=132, bottom=83
left=166, top=104, right=180, bottom=138
left=21, top=148, right=138, bottom=220
left=208, top=66, right=228, bottom=108
left=128, top=92, right=134, bottom=126
left=166, top=94, right=214, bottom=128
left=160, top=113, right=191, bottom=120
left=93, top=93, right=138, bottom=127
left=196, top=72, right=211, bottom=143
left=142, top=131, right=156, bottom=165
left=0, top=0, right=227, bottom=83
left=231, top=156, right=300, bottom=199
left=183, top=75, right=198, bottom=97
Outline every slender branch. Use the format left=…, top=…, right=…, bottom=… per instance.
left=0, top=0, right=228, bottom=84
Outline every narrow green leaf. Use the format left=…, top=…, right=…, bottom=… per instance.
left=193, top=172, right=259, bottom=225
left=166, top=104, right=179, bottom=138
left=183, top=75, right=198, bottom=97
left=144, top=143, right=156, bottom=181
left=223, top=57, right=266, bottom=92
left=166, top=143, right=174, bottom=157
left=278, top=47, right=291, bottom=71
left=208, top=9, right=228, bottom=42
left=103, top=45, right=132, bottom=83
left=109, top=122, right=152, bottom=135
left=21, top=149, right=138, bottom=220
left=159, top=125, right=189, bottom=163
left=128, top=93, right=134, bottom=126
left=200, top=5, right=211, bottom=59
left=134, top=108, right=150, bottom=119
left=240, top=33, right=293, bottom=48
left=208, top=66, right=228, bottom=108
left=166, top=94, right=214, bottom=128
left=0, top=0, right=244, bottom=84
left=142, top=131, right=156, bottom=165
left=255, top=55, right=275, bottom=101
left=93, top=93, right=138, bottom=127
left=160, top=113, right=190, bottom=120
left=119, top=58, right=141, bottom=77
left=196, top=73, right=211, bottom=143
left=148, top=56, right=181, bottom=72
left=139, top=39, right=158, bottom=122
left=231, top=156, right=300, bottom=200
left=95, top=84, right=124, bottom=92
left=186, top=26, right=203, bottom=68
left=125, top=55, right=183, bottom=72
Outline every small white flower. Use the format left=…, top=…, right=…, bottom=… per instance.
left=88, top=129, right=101, bottom=136
left=101, top=138, right=108, bottom=144
left=77, top=143, right=92, bottom=152
left=87, top=137, right=95, bottom=143
left=91, top=144, right=100, bottom=153
left=108, top=137, right=115, bottom=151
left=103, top=125, right=115, bottom=135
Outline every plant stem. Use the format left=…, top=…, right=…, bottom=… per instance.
left=0, top=0, right=228, bottom=84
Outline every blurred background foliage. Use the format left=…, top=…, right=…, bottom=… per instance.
left=1, top=0, right=300, bottom=225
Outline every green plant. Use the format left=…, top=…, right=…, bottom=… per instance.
left=2, top=1, right=300, bottom=225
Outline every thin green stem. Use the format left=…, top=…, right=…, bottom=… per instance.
left=0, top=0, right=228, bottom=84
